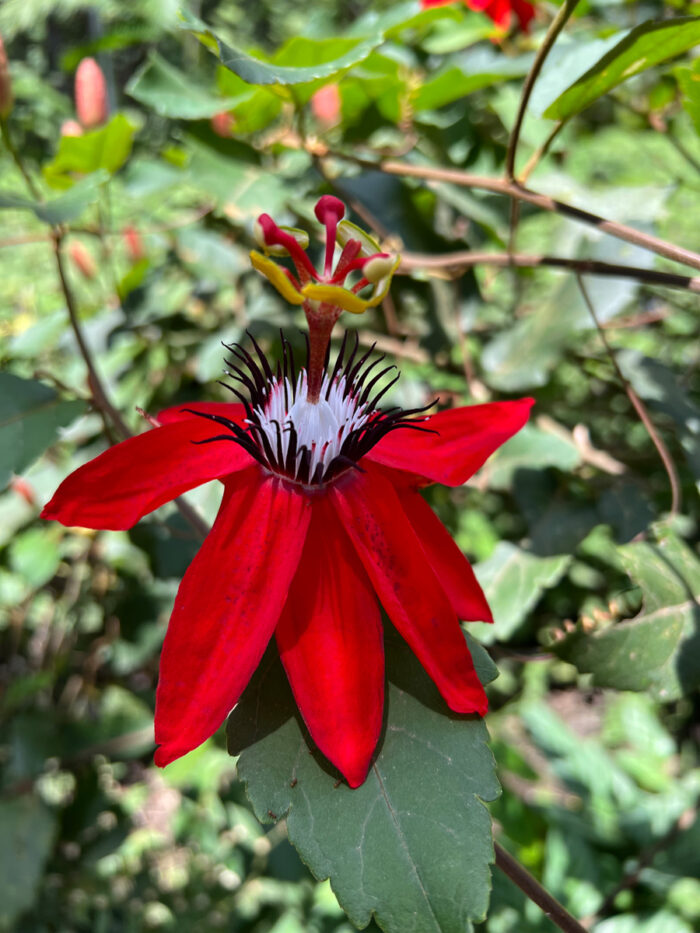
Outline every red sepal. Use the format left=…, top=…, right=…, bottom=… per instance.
left=276, top=497, right=383, bottom=788
left=155, top=468, right=312, bottom=766
left=367, top=398, right=534, bottom=487
left=41, top=418, right=253, bottom=530
left=330, top=465, right=487, bottom=716
left=399, top=489, right=493, bottom=624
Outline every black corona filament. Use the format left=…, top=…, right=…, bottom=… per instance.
left=185, top=331, right=436, bottom=487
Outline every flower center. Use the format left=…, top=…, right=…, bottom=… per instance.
left=254, top=371, right=370, bottom=483
left=186, top=333, right=436, bottom=488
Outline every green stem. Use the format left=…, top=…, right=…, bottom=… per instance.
left=505, top=0, right=581, bottom=181
left=1, top=116, right=42, bottom=200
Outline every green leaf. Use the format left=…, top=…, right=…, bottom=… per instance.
left=126, top=52, right=243, bottom=119
left=470, top=543, right=571, bottom=645
left=617, top=351, right=700, bottom=491
left=229, top=632, right=499, bottom=933
left=0, top=795, right=56, bottom=929
left=675, top=59, right=700, bottom=135
left=0, top=171, right=109, bottom=225
left=552, top=533, right=700, bottom=701
left=42, top=115, right=135, bottom=190
left=0, top=374, right=84, bottom=489
left=482, top=425, right=581, bottom=490
left=185, top=140, right=289, bottom=218
left=178, top=9, right=383, bottom=87
left=415, top=49, right=532, bottom=111
left=544, top=17, right=700, bottom=120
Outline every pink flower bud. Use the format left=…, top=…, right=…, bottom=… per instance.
left=311, top=84, right=341, bottom=129
left=123, top=225, right=144, bottom=262
left=69, top=241, right=97, bottom=280
left=61, top=119, right=83, bottom=137
left=11, top=477, right=35, bottom=507
left=75, top=58, right=108, bottom=129
left=211, top=111, right=235, bottom=138
left=0, top=33, right=13, bottom=119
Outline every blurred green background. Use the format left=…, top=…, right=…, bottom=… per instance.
left=1, top=1, right=699, bottom=930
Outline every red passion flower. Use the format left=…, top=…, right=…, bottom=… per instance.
left=42, top=197, right=533, bottom=788
left=422, top=0, right=535, bottom=34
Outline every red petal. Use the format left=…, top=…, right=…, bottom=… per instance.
left=154, top=469, right=312, bottom=766
left=330, top=466, right=487, bottom=716
left=367, top=398, right=534, bottom=487
left=276, top=498, right=383, bottom=788
left=41, top=419, right=253, bottom=530
left=399, top=489, right=493, bottom=624
left=157, top=401, right=245, bottom=425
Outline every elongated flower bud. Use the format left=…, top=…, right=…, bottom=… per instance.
left=69, top=241, right=97, bottom=280
left=211, top=111, right=235, bottom=138
left=123, top=225, right=144, bottom=262
left=75, top=58, right=108, bottom=129
left=311, top=83, right=341, bottom=129
left=0, top=33, right=12, bottom=119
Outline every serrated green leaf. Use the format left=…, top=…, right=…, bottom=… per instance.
left=126, top=52, right=242, bottom=119
left=178, top=9, right=383, bottom=87
left=0, top=374, right=84, bottom=489
left=544, top=17, right=700, bottom=120
left=0, top=795, right=56, bottom=929
left=0, top=171, right=109, bottom=225
left=42, top=115, right=135, bottom=190
left=229, top=632, right=499, bottom=933
left=470, top=543, right=571, bottom=645
left=552, top=533, right=700, bottom=701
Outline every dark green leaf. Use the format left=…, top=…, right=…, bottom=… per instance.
left=552, top=533, right=700, bottom=701
left=230, top=632, right=499, bottom=933
left=544, top=17, right=700, bottom=120
left=0, top=795, right=56, bottom=929
left=0, top=374, right=84, bottom=489
left=43, top=115, right=135, bottom=189
left=178, top=10, right=383, bottom=87
left=471, top=543, right=571, bottom=645
left=0, top=171, right=109, bottom=224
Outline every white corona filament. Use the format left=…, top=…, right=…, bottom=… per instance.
left=251, top=372, right=370, bottom=480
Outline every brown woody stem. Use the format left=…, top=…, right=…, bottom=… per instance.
left=495, top=842, right=589, bottom=933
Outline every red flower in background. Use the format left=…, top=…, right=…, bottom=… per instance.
left=42, top=197, right=533, bottom=787
left=422, top=0, right=535, bottom=33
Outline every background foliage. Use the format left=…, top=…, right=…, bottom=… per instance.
left=0, top=1, right=699, bottom=931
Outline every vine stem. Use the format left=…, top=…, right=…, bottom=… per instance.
left=1, top=117, right=209, bottom=541
left=325, top=151, right=700, bottom=272
left=576, top=275, right=681, bottom=516
left=505, top=0, right=581, bottom=180
left=399, top=250, right=700, bottom=292
left=494, top=842, right=589, bottom=933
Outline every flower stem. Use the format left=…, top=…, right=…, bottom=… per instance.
left=304, top=302, right=340, bottom=403
left=494, top=842, right=589, bottom=933
left=576, top=275, right=681, bottom=516
left=505, top=0, right=581, bottom=181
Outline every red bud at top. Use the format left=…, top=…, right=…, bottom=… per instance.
left=69, top=241, right=97, bottom=280
left=0, top=33, right=13, bottom=120
left=75, top=58, right=108, bottom=129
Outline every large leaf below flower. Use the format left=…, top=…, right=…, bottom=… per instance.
left=229, top=631, right=499, bottom=933
left=551, top=532, right=700, bottom=701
